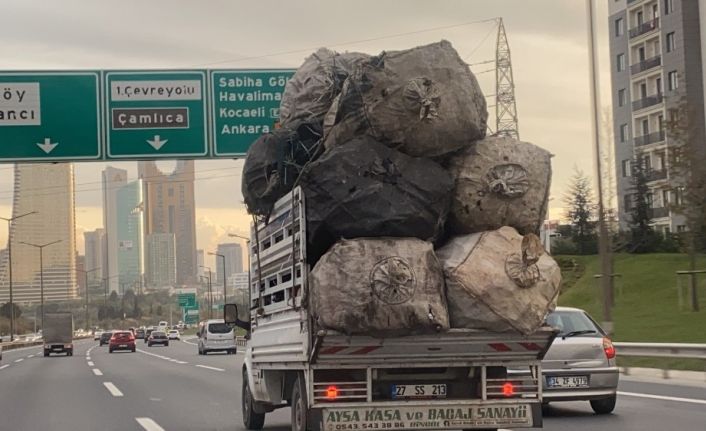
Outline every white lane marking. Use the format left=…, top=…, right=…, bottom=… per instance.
left=14, top=358, right=23, bottom=363
left=0, top=365, right=9, bottom=370
left=195, top=364, right=225, bottom=372
left=618, top=391, right=706, bottom=405
left=86, top=356, right=91, bottom=361
left=103, top=382, right=124, bottom=397
left=182, top=338, right=198, bottom=346
left=87, top=361, right=95, bottom=366
left=93, top=368, right=103, bottom=376
left=176, top=361, right=188, bottom=364
left=27, top=354, right=35, bottom=358
left=135, top=417, right=166, bottom=431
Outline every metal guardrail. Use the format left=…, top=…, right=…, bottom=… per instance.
left=614, top=342, right=706, bottom=360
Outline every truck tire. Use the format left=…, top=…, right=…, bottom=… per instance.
left=242, top=369, right=265, bottom=430
left=68, top=349, right=73, bottom=356
left=43, top=350, right=49, bottom=357
left=291, top=373, right=309, bottom=431
left=590, top=394, right=617, bottom=414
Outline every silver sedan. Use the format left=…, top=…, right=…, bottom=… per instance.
left=540, top=306, right=619, bottom=414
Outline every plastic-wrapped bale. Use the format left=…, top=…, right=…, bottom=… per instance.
left=323, top=40, right=487, bottom=158
left=241, top=122, right=323, bottom=216
left=447, top=136, right=552, bottom=235
left=279, top=48, right=370, bottom=127
left=300, top=136, right=453, bottom=261
left=310, top=237, right=449, bottom=336
left=437, top=227, right=561, bottom=335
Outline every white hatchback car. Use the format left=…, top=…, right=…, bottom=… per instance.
left=197, top=319, right=236, bottom=355
left=167, top=330, right=180, bottom=340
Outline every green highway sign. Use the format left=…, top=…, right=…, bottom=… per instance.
left=210, top=70, right=294, bottom=156
left=183, top=305, right=199, bottom=324
left=105, top=71, right=208, bottom=158
left=0, top=72, right=101, bottom=162
left=177, top=293, right=196, bottom=307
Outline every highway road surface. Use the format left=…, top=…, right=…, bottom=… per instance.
left=0, top=337, right=704, bottom=431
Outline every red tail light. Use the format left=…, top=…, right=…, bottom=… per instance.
left=603, top=337, right=616, bottom=359
left=325, top=386, right=339, bottom=400
left=502, top=382, right=515, bottom=397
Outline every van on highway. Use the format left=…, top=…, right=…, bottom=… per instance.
left=197, top=319, right=236, bottom=355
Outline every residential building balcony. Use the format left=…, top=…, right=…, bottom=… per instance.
left=629, top=17, right=659, bottom=39
left=632, top=92, right=663, bottom=111
left=646, top=169, right=668, bottom=182
left=634, top=130, right=665, bottom=147
left=649, top=207, right=669, bottom=219
left=630, top=55, right=661, bottom=75
left=627, top=0, right=641, bottom=3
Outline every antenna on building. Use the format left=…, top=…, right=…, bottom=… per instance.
left=495, top=18, right=520, bottom=139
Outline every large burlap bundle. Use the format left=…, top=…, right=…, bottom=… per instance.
left=447, top=136, right=552, bottom=235
left=241, top=122, right=323, bottom=215
left=437, top=227, right=561, bottom=335
left=323, top=40, right=487, bottom=158
left=300, top=136, right=453, bottom=261
left=280, top=48, right=370, bottom=127
left=310, top=238, right=449, bottom=336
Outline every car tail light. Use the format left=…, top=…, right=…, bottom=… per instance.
left=603, top=337, right=616, bottom=359
left=502, top=382, right=515, bottom=397
left=64, top=343, right=73, bottom=348
left=325, top=386, right=339, bottom=400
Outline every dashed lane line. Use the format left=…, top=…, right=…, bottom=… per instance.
left=103, top=382, right=124, bottom=397
left=87, top=361, right=95, bottom=366
left=195, top=364, right=225, bottom=372
left=0, top=365, right=9, bottom=370
left=27, top=354, right=35, bottom=358
left=135, top=417, right=166, bottom=431
left=618, top=391, right=706, bottom=405
left=14, top=358, right=23, bottom=363
left=93, top=368, right=103, bottom=376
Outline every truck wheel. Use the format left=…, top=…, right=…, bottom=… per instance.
left=291, top=373, right=308, bottom=431
left=43, top=350, right=49, bottom=357
left=242, top=369, right=265, bottom=430
left=590, top=394, right=617, bottom=414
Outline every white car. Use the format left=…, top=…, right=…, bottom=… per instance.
left=167, top=330, right=180, bottom=340
left=93, top=330, right=103, bottom=341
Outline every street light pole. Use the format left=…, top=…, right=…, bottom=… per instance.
left=200, top=265, right=213, bottom=319
left=1, top=211, right=37, bottom=341
left=20, top=239, right=61, bottom=333
left=77, top=267, right=100, bottom=331
left=208, top=252, right=227, bottom=307
left=228, top=233, right=251, bottom=317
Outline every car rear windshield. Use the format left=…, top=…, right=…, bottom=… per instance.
left=114, top=332, right=131, bottom=337
left=208, top=323, right=232, bottom=334
left=152, top=332, right=166, bottom=337
left=546, top=310, right=604, bottom=337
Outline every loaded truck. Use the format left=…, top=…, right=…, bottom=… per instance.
left=43, top=312, right=74, bottom=357
left=225, top=188, right=557, bottom=431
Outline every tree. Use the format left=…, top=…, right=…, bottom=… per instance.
left=666, top=100, right=706, bottom=311
left=627, top=156, right=660, bottom=253
left=564, top=168, right=598, bottom=254
left=0, top=302, right=21, bottom=320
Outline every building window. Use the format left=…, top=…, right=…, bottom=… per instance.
left=618, top=88, right=626, bottom=107
left=624, top=194, right=633, bottom=211
left=675, top=186, right=684, bottom=205
left=677, top=225, right=686, bottom=233
left=662, top=189, right=670, bottom=206
left=666, top=32, right=675, bottom=52
left=665, top=0, right=674, bottom=14
left=615, top=18, right=624, bottom=37
left=617, top=53, right=626, bottom=72
left=622, top=160, right=631, bottom=177
left=620, top=124, right=629, bottom=143
left=668, top=71, right=678, bottom=91
left=647, top=193, right=654, bottom=208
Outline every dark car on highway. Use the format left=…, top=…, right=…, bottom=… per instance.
left=144, top=328, right=155, bottom=343
left=99, top=331, right=113, bottom=346
left=147, top=331, right=169, bottom=347
left=135, top=328, right=146, bottom=340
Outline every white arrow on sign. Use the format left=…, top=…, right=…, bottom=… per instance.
left=36, top=138, right=59, bottom=154
left=146, top=135, right=168, bottom=150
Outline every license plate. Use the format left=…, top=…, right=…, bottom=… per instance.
left=391, top=384, right=447, bottom=399
left=547, top=375, right=589, bottom=388
left=119, top=344, right=127, bottom=348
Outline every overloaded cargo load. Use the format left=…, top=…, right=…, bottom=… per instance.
left=310, top=237, right=449, bottom=336
left=436, top=227, right=561, bottom=335
left=323, top=40, right=487, bottom=158
left=301, top=136, right=453, bottom=260
left=279, top=48, right=370, bottom=127
left=241, top=121, right=322, bottom=215
left=446, top=136, right=552, bottom=235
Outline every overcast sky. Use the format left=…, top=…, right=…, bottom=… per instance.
left=0, top=0, right=612, bottom=268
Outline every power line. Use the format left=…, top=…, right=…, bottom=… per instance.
left=193, top=18, right=499, bottom=67
left=463, top=19, right=499, bottom=60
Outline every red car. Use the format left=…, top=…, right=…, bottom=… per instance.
left=109, top=331, right=136, bottom=353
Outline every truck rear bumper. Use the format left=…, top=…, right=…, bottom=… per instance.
left=310, top=401, right=542, bottom=431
